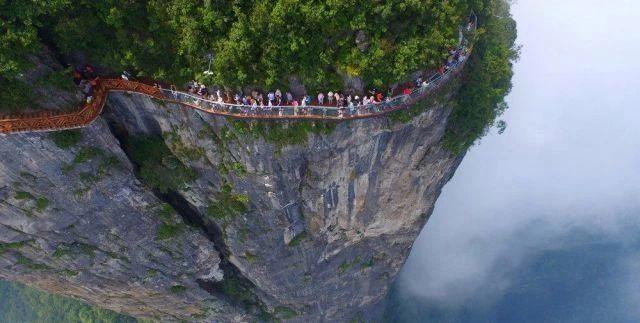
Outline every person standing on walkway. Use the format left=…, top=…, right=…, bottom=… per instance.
left=375, top=92, right=383, bottom=102
left=362, top=95, right=371, bottom=113
left=327, top=91, right=334, bottom=105
left=301, top=95, right=307, bottom=109
left=292, top=99, right=299, bottom=115
left=318, top=92, right=325, bottom=105
left=286, top=92, right=293, bottom=105
left=251, top=99, right=258, bottom=114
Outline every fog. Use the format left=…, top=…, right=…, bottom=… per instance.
left=388, top=1, right=640, bottom=321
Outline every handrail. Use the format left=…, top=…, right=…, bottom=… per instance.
left=158, top=57, right=467, bottom=120
left=0, top=15, right=476, bottom=134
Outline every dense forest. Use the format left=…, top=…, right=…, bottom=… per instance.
left=0, top=279, right=136, bottom=323
left=2, top=0, right=471, bottom=88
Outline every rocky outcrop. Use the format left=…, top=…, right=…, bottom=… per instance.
left=0, top=74, right=463, bottom=321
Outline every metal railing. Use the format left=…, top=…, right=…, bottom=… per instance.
left=158, top=57, right=467, bottom=120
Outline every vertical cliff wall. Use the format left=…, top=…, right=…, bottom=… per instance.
left=0, top=79, right=463, bottom=321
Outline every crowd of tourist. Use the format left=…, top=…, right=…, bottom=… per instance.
left=73, top=64, right=98, bottom=103
left=169, top=44, right=470, bottom=117
left=183, top=81, right=394, bottom=116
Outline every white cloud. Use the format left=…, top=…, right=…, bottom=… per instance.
left=397, top=0, right=640, bottom=312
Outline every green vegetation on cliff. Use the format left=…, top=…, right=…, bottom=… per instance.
left=0, top=279, right=136, bottom=323
left=127, top=135, right=197, bottom=193
left=444, top=0, right=519, bottom=153
left=50, top=130, right=83, bottom=149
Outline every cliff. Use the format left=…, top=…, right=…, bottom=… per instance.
left=0, top=80, right=463, bottom=321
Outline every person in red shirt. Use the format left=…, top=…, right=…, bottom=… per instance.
left=72, top=71, right=82, bottom=86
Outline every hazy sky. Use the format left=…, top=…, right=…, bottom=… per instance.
left=392, top=0, right=640, bottom=321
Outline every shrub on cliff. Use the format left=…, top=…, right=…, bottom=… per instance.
left=49, top=130, right=82, bottom=149
left=127, top=136, right=196, bottom=193
left=0, top=78, right=35, bottom=113
left=156, top=223, right=183, bottom=240
left=206, top=183, right=249, bottom=221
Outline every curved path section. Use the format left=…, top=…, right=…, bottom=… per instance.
left=0, top=80, right=164, bottom=134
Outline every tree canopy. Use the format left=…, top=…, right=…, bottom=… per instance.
left=1, top=0, right=477, bottom=90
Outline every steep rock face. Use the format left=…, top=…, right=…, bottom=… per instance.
left=102, top=86, right=463, bottom=321
left=0, top=120, right=244, bottom=321
left=0, top=84, right=462, bottom=321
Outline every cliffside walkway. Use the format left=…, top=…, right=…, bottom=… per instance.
left=0, top=17, right=476, bottom=134
left=0, top=59, right=467, bottom=134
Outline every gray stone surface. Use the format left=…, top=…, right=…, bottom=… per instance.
left=0, top=120, right=243, bottom=321
left=0, top=79, right=463, bottom=322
